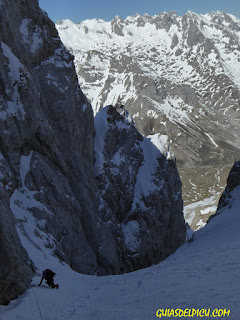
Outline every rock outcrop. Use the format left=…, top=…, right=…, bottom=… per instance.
left=0, top=0, right=186, bottom=304
left=0, top=0, right=98, bottom=304
left=209, top=161, right=240, bottom=219
left=95, top=106, right=185, bottom=274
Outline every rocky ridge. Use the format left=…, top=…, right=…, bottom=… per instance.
left=57, top=11, right=240, bottom=229
left=95, top=105, right=185, bottom=273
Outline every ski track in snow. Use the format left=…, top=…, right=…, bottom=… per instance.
left=1, top=187, right=240, bottom=319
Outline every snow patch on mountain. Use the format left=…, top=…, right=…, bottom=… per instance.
left=184, top=194, right=219, bottom=229
left=146, top=96, right=193, bottom=126
left=205, top=133, right=218, bottom=147
left=20, top=19, right=43, bottom=53
left=1, top=42, right=26, bottom=119
left=10, top=152, right=56, bottom=268
left=122, top=220, right=140, bottom=252
left=130, top=135, right=165, bottom=211
left=94, top=107, right=110, bottom=172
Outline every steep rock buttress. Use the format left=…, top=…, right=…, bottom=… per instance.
left=0, top=0, right=98, bottom=304
left=94, top=106, right=186, bottom=274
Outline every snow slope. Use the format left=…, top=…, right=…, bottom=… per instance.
left=1, top=187, right=239, bottom=319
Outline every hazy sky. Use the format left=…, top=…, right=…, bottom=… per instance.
left=38, top=0, right=240, bottom=23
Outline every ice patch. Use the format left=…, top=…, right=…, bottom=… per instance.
left=10, top=152, right=54, bottom=265
left=94, top=106, right=110, bottom=173
left=184, top=195, right=219, bottom=229
left=130, top=135, right=165, bottom=212
left=122, top=220, right=140, bottom=252
left=20, top=19, right=43, bottom=53
left=1, top=41, right=26, bottom=119
left=19, top=19, right=31, bottom=39
left=200, top=206, right=217, bottom=215
left=82, top=104, right=88, bottom=112
left=148, top=133, right=172, bottom=159
left=111, top=148, right=125, bottom=167
left=205, top=133, right=218, bottom=147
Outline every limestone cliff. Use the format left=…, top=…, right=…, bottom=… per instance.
left=0, top=0, right=98, bottom=304
left=208, top=161, right=240, bottom=220
left=95, top=106, right=185, bottom=274
left=0, top=0, right=186, bottom=305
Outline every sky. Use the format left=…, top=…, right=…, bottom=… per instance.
left=38, top=0, right=240, bottom=23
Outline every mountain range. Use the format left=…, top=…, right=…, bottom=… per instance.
left=57, top=11, right=240, bottom=229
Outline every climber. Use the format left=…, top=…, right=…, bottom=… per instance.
left=38, top=269, right=59, bottom=289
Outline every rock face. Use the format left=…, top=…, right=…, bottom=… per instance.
left=0, top=195, right=34, bottom=305
left=0, top=0, right=98, bottom=304
left=209, top=161, right=240, bottom=217
left=95, top=105, right=185, bottom=274
left=57, top=12, right=240, bottom=229
left=0, top=0, right=185, bottom=304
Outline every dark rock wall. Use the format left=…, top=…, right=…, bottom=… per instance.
left=95, top=106, right=186, bottom=274
left=0, top=0, right=98, bottom=304
left=0, top=0, right=186, bottom=304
